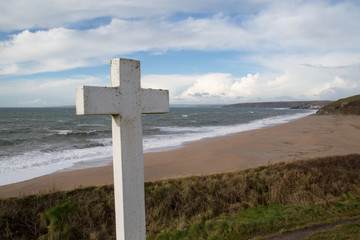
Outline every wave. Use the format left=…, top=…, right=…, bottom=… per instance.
left=0, top=138, right=25, bottom=146
left=143, top=111, right=315, bottom=153
left=77, top=123, right=105, bottom=127
left=73, top=142, right=107, bottom=149
left=152, top=126, right=205, bottom=133
left=0, top=110, right=315, bottom=186
left=47, top=130, right=110, bottom=139
left=56, top=130, right=73, bottom=135
left=55, top=130, right=101, bottom=136
left=0, top=144, right=113, bottom=186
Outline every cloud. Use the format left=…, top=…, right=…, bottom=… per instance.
left=1, top=66, right=359, bottom=107
left=1, top=1, right=359, bottom=75
left=0, top=0, right=260, bottom=32
left=181, top=73, right=234, bottom=98
left=1, top=0, right=359, bottom=106
left=142, top=74, right=198, bottom=96
left=0, top=76, right=105, bottom=107
left=0, top=15, right=251, bottom=75
left=18, top=98, right=46, bottom=105
left=171, top=67, right=360, bottom=104
left=179, top=73, right=260, bottom=102
left=244, top=1, right=360, bottom=50
left=173, top=73, right=282, bottom=104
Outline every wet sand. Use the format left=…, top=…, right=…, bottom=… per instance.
left=1, top=114, right=360, bottom=198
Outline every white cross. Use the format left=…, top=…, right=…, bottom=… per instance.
left=76, top=58, right=169, bottom=239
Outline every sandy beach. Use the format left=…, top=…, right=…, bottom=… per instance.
left=1, top=114, right=360, bottom=198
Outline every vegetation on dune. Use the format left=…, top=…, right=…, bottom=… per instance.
left=1, top=154, right=360, bottom=239
left=317, top=94, right=360, bottom=115
left=0, top=186, right=116, bottom=239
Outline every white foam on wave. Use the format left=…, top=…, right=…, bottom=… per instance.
left=143, top=110, right=316, bottom=153
left=0, top=145, right=113, bottom=186
left=0, top=110, right=315, bottom=186
left=56, top=130, right=73, bottom=135
left=77, top=123, right=105, bottom=127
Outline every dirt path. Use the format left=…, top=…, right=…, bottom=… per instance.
left=264, top=219, right=359, bottom=240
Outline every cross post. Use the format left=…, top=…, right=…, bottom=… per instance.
left=76, top=58, right=169, bottom=239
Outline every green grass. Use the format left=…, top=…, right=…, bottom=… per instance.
left=156, top=198, right=360, bottom=240
left=306, top=220, right=360, bottom=240
left=40, top=202, right=77, bottom=239
left=1, top=154, right=360, bottom=239
left=0, top=186, right=116, bottom=239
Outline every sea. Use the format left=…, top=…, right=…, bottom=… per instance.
left=0, top=106, right=316, bottom=186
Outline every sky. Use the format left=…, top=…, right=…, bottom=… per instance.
left=0, top=0, right=359, bottom=107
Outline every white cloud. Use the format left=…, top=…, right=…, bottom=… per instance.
left=175, top=73, right=275, bottom=103
left=142, top=74, right=198, bottom=96
left=230, top=74, right=258, bottom=97
left=0, top=0, right=258, bottom=32
left=178, top=73, right=260, bottom=102
left=1, top=66, right=359, bottom=107
left=315, top=75, right=359, bottom=99
left=168, top=66, right=360, bottom=104
left=181, top=73, right=235, bottom=98
left=1, top=1, right=359, bottom=75
left=18, top=98, right=46, bottom=105
left=0, top=16, right=251, bottom=75
left=0, top=0, right=359, bottom=106
left=0, top=76, right=105, bottom=107
left=0, top=63, right=19, bottom=75
left=244, top=1, right=360, bottom=50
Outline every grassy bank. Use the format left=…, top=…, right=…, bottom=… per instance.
left=317, top=94, right=360, bottom=115
left=1, top=154, right=360, bottom=239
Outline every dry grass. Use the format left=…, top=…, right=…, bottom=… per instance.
left=145, top=154, right=360, bottom=237
left=317, top=94, right=360, bottom=115
left=0, top=186, right=115, bottom=239
left=1, top=154, right=360, bottom=239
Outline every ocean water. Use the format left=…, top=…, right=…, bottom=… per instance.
left=0, top=107, right=315, bottom=186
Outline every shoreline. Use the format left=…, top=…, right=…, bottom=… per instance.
left=1, top=114, right=360, bottom=198
left=0, top=110, right=314, bottom=187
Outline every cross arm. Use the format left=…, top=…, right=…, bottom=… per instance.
left=76, top=86, right=169, bottom=115
left=141, top=89, right=169, bottom=114
left=76, top=86, right=122, bottom=115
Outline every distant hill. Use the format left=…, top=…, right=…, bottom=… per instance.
left=316, top=94, right=360, bottom=115
left=223, top=101, right=331, bottom=109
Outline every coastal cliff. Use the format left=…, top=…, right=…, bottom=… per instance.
left=223, top=101, right=331, bottom=109
left=317, top=94, right=360, bottom=115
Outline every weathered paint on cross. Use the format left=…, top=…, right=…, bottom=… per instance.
left=76, top=58, right=169, bottom=240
